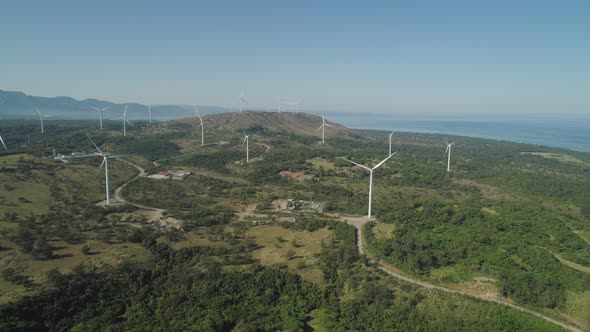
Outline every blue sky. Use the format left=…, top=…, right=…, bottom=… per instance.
left=1, top=0, right=588, bottom=117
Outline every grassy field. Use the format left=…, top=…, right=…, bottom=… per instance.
left=246, top=225, right=331, bottom=284
left=163, top=229, right=229, bottom=250
left=521, top=152, right=587, bottom=165
left=0, top=171, right=52, bottom=215
left=372, top=223, right=395, bottom=240
left=563, top=290, right=590, bottom=330
left=0, top=239, right=151, bottom=304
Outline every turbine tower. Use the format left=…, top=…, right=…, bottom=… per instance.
left=240, top=90, right=247, bottom=113
left=343, top=153, right=396, bottom=219
left=34, top=106, right=44, bottom=134
left=388, top=131, right=395, bottom=156
left=91, top=105, right=109, bottom=130
left=86, top=134, right=126, bottom=205
left=444, top=138, right=456, bottom=172
left=0, top=134, right=7, bottom=150
left=242, top=129, right=251, bottom=163
left=122, top=105, right=133, bottom=136
left=316, top=113, right=333, bottom=144
left=197, top=111, right=205, bottom=146
left=294, top=98, right=301, bottom=112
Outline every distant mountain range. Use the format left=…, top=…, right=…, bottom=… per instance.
left=0, top=90, right=230, bottom=121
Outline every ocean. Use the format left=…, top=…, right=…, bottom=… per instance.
left=328, top=114, right=590, bottom=153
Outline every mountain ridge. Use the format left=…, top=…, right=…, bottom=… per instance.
left=0, top=89, right=228, bottom=120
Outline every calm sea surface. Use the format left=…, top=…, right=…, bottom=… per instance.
left=328, top=114, right=590, bottom=153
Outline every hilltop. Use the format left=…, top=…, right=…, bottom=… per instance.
left=176, top=111, right=357, bottom=138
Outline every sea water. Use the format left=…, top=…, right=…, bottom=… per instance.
left=328, top=114, right=590, bottom=153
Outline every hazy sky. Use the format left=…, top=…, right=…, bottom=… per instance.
left=1, top=0, right=588, bottom=116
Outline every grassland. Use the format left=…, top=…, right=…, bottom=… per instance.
left=246, top=225, right=330, bottom=284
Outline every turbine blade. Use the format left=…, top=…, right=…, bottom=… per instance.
left=325, top=123, right=334, bottom=127
left=124, top=105, right=128, bottom=118
left=108, top=155, right=127, bottom=159
left=443, top=137, right=449, bottom=145
left=126, top=119, right=134, bottom=126
left=86, top=134, right=104, bottom=155
left=34, top=106, right=42, bottom=116
left=445, top=145, right=449, bottom=155
left=96, top=158, right=106, bottom=176
left=373, top=152, right=397, bottom=170
left=342, top=158, right=372, bottom=172
left=101, top=106, right=109, bottom=112
left=0, top=135, right=7, bottom=150
left=315, top=125, right=324, bottom=133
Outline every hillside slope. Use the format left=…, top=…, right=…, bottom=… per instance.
left=177, top=111, right=356, bottom=138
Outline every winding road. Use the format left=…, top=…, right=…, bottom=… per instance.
left=106, top=153, right=582, bottom=331
left=340, top=215, right=583, bottom=332
left=102, top=159, right=182, bottom=229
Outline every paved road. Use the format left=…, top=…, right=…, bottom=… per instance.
left=339, top=215, right=583, bottom=332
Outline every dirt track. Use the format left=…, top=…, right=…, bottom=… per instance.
left=337, top=214, right=583, bottom=332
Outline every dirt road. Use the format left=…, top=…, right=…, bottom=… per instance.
left=337, top=215, right=583, bottom=332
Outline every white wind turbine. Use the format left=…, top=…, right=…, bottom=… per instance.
left=294, top=98, right=301, bottom=112
left=0, top=134, right=7, bottom=150
left=316, top=113, right=333, bottom=144
left=240, top=90, right=247, bottom=113
left=91, top=105, right=109, bottom=130
left=343, top=153, right=397, bottom=219
left=197, top=111, right=205, bottom=146
left=388, top=131, right=395, bottom=156
left=242, top=129, right=251, bottom=163
left=122, top=105, right=133, bottom=136
left=86, top=134, right=126, bottom=205
left=444, top=138, right=455, bottom=172
left=34, top=106, right=44, bottom=134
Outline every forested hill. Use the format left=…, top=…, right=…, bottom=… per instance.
left=177, top=111, right=357, bottom=138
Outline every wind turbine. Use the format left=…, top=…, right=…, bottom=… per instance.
left=316, top=113, right=333, bottom=144
left=148, top=105, right=152, bottom=124
left=91, top=105, right=109, bottom=130
left=294, top=98, right=301, bottom=112
left=34, top=106, right=44, bottom=134
left=343, top=153, right=397, bottom=219
left=86, top=134, right=125, bottom=205
left=122, top=105, right=133, bottom=136
left=0, top=134, right=7, bottom=150
left=388, top=131, right=395, bottom=156
left=240, top=90, right=247, bottom=113
left=242, top=129, right=251, bottom=163
left=197, top=111, right=204, bottom=146
left=444, top=138, right=456, bottom=172
left=194, top=105, right=199, bottom=117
